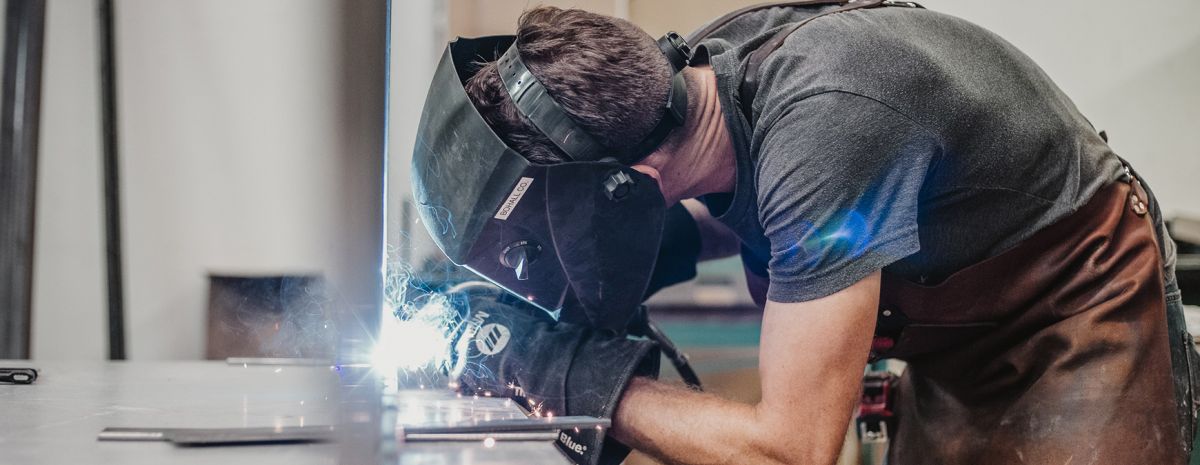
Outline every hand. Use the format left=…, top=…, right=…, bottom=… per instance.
left=446, top=284, right=661, bottom=465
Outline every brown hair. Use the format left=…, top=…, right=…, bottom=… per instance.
left=464, top=7, right=673, bottom=164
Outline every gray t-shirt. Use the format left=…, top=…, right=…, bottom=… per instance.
left=694, top=5, right=1125, bottom=303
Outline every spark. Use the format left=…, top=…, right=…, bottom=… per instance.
left=528, top=399, right=545, bottom=418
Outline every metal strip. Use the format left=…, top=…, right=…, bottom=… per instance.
left=403, top=432, right=558, bottom=442
left=399, top=416, right=609, bottom=436
left=0, top=0, right=47, bottom=360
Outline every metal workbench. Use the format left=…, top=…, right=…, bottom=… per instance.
left=0, top=361, right=572, bottom=465
left=0, top=361, right=338, bottom=464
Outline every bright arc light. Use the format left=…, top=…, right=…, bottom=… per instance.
left=370, top=295, right=458, bottom=377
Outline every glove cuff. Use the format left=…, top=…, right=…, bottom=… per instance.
left=560, top=334, right=660, bottom=465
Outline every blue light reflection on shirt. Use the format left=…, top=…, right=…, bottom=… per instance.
left=777, top=209, right=874, bottom=273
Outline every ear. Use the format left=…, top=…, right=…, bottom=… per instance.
left=630, top=164, right=662, bottom=184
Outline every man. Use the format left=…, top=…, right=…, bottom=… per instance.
left=413, top=2, right=1197, bottom=464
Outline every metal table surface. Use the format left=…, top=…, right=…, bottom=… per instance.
left=0, top=361, right=573, bottom=465
left=0, top=360, right=339, bottom=464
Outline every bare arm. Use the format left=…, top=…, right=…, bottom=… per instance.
left=612, top=271, right=879, bottom=465
left=680, top=198, right=742, bottom=261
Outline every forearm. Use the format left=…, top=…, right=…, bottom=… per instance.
left=612, top=274, right=880, bottom=465
left=611, top=378, right=849, bottom=465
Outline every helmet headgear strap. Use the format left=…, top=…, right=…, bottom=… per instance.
left=496, top=32, right=693, bottom=164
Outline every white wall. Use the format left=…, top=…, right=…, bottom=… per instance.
left=913, top=0, right=1200, bottom=218
left=32, top=0, right=108, bottom=360
left=32, top=0, right=385, bottom=360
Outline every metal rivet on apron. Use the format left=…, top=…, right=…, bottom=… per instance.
left=883, top=309, right=893, bottom=317
left=1130, top=194, right=1148, bottom=216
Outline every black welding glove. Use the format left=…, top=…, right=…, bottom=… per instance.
left=447, top=287, right=660, bottom=465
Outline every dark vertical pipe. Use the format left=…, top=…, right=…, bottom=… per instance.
left=97, top=0, right=126, bottom=360
left=0, top=0, right=47, bottom=360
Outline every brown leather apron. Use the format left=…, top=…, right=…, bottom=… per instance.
left=869, top=177, right=1185, bottom=464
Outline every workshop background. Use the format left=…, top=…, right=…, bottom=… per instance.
left=13, top=1, right=387, bottom=360
left=2, top=1, right=1197, bottom=464
left=9, top=0, right=1199, bottom=388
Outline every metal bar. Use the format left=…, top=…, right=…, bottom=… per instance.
left=0, top=0, right=47, bottom=360
left=225, top=357, right=333, bottom=366
left=403, top=432, right=559, bottom=442
left=96, top=428, right=169, bottom=442
left=97, top=0, right=126, bottom=360
left=399, top=416, right=610, bottom=436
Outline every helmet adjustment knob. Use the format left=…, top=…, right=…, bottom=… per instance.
left=500, top=241, right=542, bottom=281
left=603, top=171, right=636, bottom=201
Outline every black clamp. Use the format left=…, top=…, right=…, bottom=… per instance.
left=657, top=31, right=693, bottom=72
left=1, top=368, right=38, bottom=384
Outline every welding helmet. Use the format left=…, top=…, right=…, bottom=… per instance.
left=411, top=33, right=693, bottom=332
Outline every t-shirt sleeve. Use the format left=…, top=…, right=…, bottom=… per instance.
left=755, top=90, right=938, bottom=303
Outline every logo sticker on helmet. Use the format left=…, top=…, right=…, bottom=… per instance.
left=493, top=177, right=534, bottom=220
left=475, top=323, right=511, bottom=355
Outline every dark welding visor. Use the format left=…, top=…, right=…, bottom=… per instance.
left=412, top=35, right=691, bottom=331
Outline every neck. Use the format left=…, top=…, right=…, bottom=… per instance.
left=659, top=66, right=736, bottom=204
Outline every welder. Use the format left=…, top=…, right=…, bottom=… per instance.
left=411, top=2, right=1198, bottom=464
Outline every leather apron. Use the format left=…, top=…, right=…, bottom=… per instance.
left=870, top=176, right=1188, bottom=464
